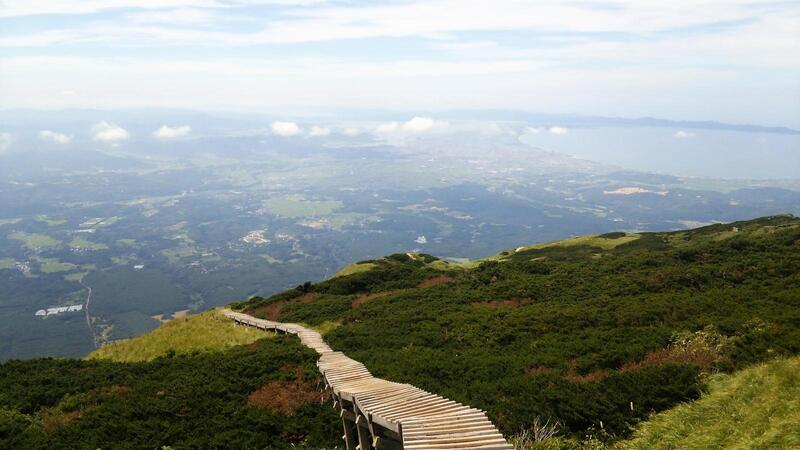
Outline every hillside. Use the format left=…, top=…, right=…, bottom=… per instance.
left=236, top=214, right=800, bottom=443
left=620, top=355, right=800, bottom=449
left=86, top=309, right=266, bottom=362
left=2, top=215, right=798, bottom=449
left=0, top=312, right=340, bottom=449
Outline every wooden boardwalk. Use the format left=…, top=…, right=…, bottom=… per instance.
left=222, top=309, right=512, bottom=450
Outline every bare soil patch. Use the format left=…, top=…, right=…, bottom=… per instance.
left=248, top=369, right=322, bottom=415
left=353, top=290, right=399, bottom=307
left=417, top=275, right=454, bottom=288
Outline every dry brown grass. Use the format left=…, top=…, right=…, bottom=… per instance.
left=620, top=347, right=718, bottom=373
left=41, top=385, right=130, bottom=433
left=248, top=293, right=319, bottom=320
left=41, top=409, right=84, bottom=433
left=524, top=367, right=555, bottom=376
left=566, top=369, right=610, bottom=384
left=417, top=275, right=454, bottom=288
left=352, top=290, right=398, bottom=307
left=247, top=369, right=323, bottom=415
left=474, top=298, right=533, bottom=309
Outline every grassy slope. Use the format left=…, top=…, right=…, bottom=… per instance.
left=87, top=309, right=266, bottom=362
left=236, top=214, right=800, bottom=440
left=620, top=356, right=800, bottom=450
left=332, top=261, right=377, bottom=278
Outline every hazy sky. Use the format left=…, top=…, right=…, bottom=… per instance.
left=1, top=1, right=798, bottom=127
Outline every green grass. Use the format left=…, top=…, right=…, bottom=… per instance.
left=620, top=356, right=800, bottom=450
left=309, top=320, right=341, bottom=336
left=521, top=233, right=641, bottom=252
left=9, top=231, right=61, bottom=250
left=327, top=213, right=381, bottom=230
left=426, top=234, right=641, bottom=270
left=38, top=258, right=77, bottom=273
left=332, top=261, right=377, bottom=278
left=86, top=309, right=268, bottom=362
left=0, top=257, right=16, bottom=269
left=64, top=272, right=88, bottom=282
left=0, top=218, right=21, bottom=227
left=162, top=245, right=197, bottom=263
left=116, top=238, right=137, bottom=246
left=68, top=237, right=109, bottom=251
left=263, top=195, right=343, bottom=218
left=260, top=254, right=284, bottom=264
left=34, top=215, right=67, bottom=226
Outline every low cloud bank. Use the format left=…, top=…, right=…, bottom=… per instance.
left=153, top=125, right=191, bottom=139
left=309, top=125, right=330, bottom=137
left=271, top=121, right=301, bottom=137
left=92, top=122, right=129, bottom=142
left=39, top=130, right=72, bottom=144
left=375, top=116, right=448, bottom=134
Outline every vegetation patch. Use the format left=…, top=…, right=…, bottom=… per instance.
left=68, top=237, right=108, bottom=251
left=332, top=261, right=377, bottom=278
left=524, top=233, right=641, bottom=251
left=34, top=216, right=67, bottom=227
left=236, top=215, right=800, bottom=443
left=353, top=290, right=398, bottom=307
left=38, top=258, right=77, bottom=274
left=620, top=356, right=800, bottom=450
left=248, top=369, right=322, bottom=415
left=63, top=272, right=88, bottom=282
left=417, top=275, right=454, bottom=288
left=9, top=231, right=61, bottom=250
left=263, top=195, right=343, bottom=218
left=0, top=218, right=22, bottom=227
left=87, top=310, right=266, bottom=362
left=0, top=337, right=340, bottom=449
left=474, top=298, right=533, bottom=309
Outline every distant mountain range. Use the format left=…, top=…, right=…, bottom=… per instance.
left=436, top=109, right=800, bottom=134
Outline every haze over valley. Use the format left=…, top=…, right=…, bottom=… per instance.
left=1, top=110, right=798, bottom=360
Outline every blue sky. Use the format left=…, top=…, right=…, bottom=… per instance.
left=0, top=0, right=798, bottom=127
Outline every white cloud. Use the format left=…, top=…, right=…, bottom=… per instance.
left=674, top=130, right=696, bottom=138
left=0, top=132, right=12, bottom=152
left=0, top=1, right=225, bottom=18
left=308, top=125, right=330, bottom=136
left=375, top=122, right=399, bottom=133
left=39, top=130, right=73, bottom=144
left=342, top=127, right=362, bottom=136
left=270, top=121, right=301, bottom=136
left=125, top=8, right=217, bottom=25
left=91, top=121, right=130, bottom=142
left=376, top=116, right=448, bottom=134
left=402, top=116, right=447, bottom=133
left=153, top=124, right=191, bottom=139
left=524, top=126, right=568, bottom=135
